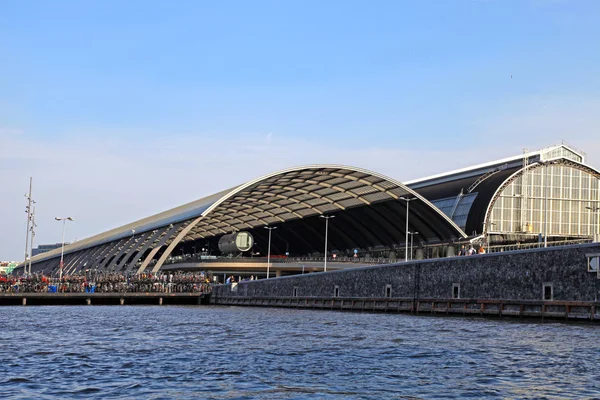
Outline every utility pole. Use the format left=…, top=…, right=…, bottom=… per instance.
left=320, top=215, right=335, bottom=272
left=264, top=226, right=277, bottom=278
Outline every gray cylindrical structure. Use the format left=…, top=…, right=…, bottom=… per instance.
left=218, top=231, right=254, bottom=254
left=445, top=246, right=456, bottom=257
left=415, top=248, right=424, bottom=260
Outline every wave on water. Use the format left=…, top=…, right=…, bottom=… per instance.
left=0, top=306, right=598, bottom=399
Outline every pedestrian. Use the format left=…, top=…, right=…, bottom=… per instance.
left=468, top=245, right=476, bottom=256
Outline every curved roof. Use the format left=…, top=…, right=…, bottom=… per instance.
left=179, top=165, right=466, bottom=242
left=23, top=165, right=467, bottom=269
left=482, top=158, right=600, bottom=232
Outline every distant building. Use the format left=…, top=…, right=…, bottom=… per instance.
left=32, top=243, right=67, bottom=257
left=0, top=262, right=19, bottom=275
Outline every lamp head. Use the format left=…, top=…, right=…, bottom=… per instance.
left=67, top=217, right=74, bottom=221
left=55, top=217, right=61, bottom=221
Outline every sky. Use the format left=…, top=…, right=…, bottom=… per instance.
left=1, top=0, right=599, bottom=261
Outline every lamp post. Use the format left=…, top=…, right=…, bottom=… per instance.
left=408, top=231, right=419, bottom=260
left=586, top=204, right=600, bottom=242
left=320, top=215, right=335, bottom=272
left=264, top=226, right=277, bottom=278
left=400, top=197, right=417, bottom=262
left=484, top=222, right=496, bottom=251
left=55, top=217, right=74, bottom=286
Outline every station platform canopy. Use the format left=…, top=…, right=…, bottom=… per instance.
left=17, top=165, right=467, bottom=275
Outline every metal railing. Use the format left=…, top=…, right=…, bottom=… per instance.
left=487, top=238, right=593, bottom=253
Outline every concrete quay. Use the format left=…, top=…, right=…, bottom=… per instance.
left=0, top=292, right=209, bottom=306
left=214, top=296, right=600, bottom=322
left=211, top=243, right=600, bottom=322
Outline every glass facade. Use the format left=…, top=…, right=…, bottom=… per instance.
left=432, top=193, right=477, bottom=231
left=541, top=147, right=583, bottom=163
left=488, top=163, right=600, bottom=238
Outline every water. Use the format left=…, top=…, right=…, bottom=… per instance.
left=1, top=306, right=599, bottom=399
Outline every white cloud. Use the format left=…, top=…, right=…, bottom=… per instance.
left=0, top=127, right=24, bottom=136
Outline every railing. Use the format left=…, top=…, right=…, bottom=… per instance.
left=164, top=254, right=392, bottom=266
left=487, top=238, right=593, bottom=253
left=158, top=239, right=597, bottom=268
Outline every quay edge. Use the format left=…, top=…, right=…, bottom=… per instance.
left=211, top=243, right=600, bottom=322
left=0, top=292, right=210, bottom=306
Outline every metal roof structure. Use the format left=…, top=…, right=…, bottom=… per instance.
left=406, top=144, right=596, bottom=237
left=17, top=165, right=467, bottom=275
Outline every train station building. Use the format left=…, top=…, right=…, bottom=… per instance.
left=15, top=143, right=600, bottom=279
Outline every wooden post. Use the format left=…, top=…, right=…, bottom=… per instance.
left=86, top=298, right=91, bottom=305
left=159, top=297, right=163, bottom=305
left=120, top=298, right=125, bottom=305
left=541, top=304, right=546, bottom=320
left=22, top=297, right=26, bottom=306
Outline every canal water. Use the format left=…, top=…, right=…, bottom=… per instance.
left=1, top=306, right=598, bottom=399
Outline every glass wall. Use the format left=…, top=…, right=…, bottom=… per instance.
left=431, top=193, right=477, bottom=231
left=541, top=147, right=583, bottom=163
left=488, top=163, right=600, bottom=238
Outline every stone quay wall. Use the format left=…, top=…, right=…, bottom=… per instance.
left=212, top=243, right=600, bottom=302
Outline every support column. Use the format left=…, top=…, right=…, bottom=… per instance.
left=123, top=228, right=168, bottom=274
left=137, top=224, right=181, bottom=274
left=97, top=239, right=128, bottom=271
left=114, top=230, right=156, bottom=273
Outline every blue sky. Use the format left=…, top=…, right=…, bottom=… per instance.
left=1, top=1, right=599, bottom=260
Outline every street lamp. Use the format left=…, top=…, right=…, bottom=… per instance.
left=400, top=197, right=418, bottom=262
left=55, top=216, right=74, bottom=286
left=586, top=204, right=600, bottom=242
left=264, top=226, right=277, bottom=278
left=408, top=231, right=419, bottom=260
left=320, top=215, right=335, bottom=272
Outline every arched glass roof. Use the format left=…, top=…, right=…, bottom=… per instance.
left=19, top=165, right=467, bottom=273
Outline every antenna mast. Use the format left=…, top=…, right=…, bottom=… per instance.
left=24, top=177, right=33, bottom=275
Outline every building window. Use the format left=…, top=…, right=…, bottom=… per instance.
left=543, top=283, right=553, bottom=301
left=452, top=283, right=460, bottom=299
left=385, top=284, right=392, bottom=298
left=334, top=285, right=340, bottom=298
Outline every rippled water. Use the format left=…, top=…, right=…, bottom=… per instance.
left=1, top=306, right=599, bottom=399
